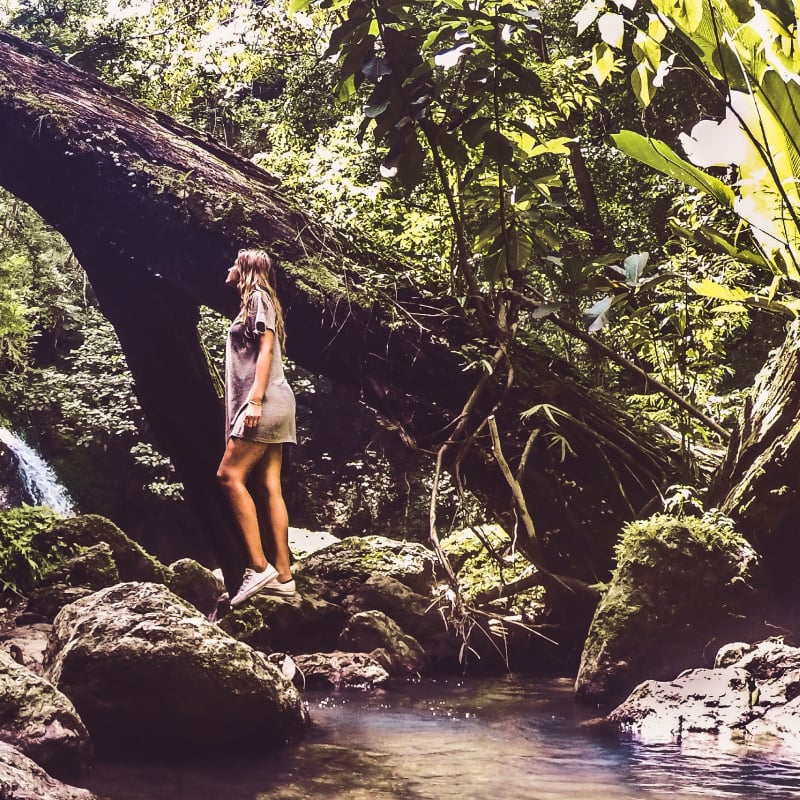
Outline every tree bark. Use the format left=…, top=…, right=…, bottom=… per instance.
left=0, top=32, right=675, bottom=589
left=708, top=321, right=800, bottom=599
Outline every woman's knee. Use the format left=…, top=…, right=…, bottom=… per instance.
left=216, top=465, right=239, bottom=490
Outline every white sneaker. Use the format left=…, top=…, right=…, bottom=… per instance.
left=262, top=577, right=296, bottom=596
left=230, top=565, right=278, bottom=608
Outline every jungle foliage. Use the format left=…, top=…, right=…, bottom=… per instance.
left=0, top=0, right=794, bottom=574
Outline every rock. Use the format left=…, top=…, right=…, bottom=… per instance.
left=167, top=558, right=225, bottom=616
left=441, top=523, right=541, bottom=611
left=608, top=638, right=800, bottom=750
left=0, top=742, right=99, bottom=800
left=288, top=527, right=340, bottom=559
left=293, top=651, right=390, bottom=689
left=0, top=623, right=52, bottom=675
left=25, top=587, right=95, bottom=623
left=715, top=641, right=755, bottom=669
left=575, top=513, right=771, bottom=706
left=32, top=515, right=172, bottom=584
left=338, top=611, right=425, bottom=676
left=220, top=592, right=349, bottom=654
left=295, top=535, right=438, bottom=600
left=40, top=543, right=120, bottom=591
left=0, top=444, right=30, bottom=510
left=0, top=649, right=92, bottom=778
left=43, top=582, right=308, bottom=755
left=346, top=574, right=456, bottom=663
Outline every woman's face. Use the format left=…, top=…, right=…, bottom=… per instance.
left=226, top=263, right=240, bottom=285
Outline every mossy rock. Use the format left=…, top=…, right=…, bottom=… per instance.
left=338, top=610, right=425, bottom=676
left=40, top=543, right=120, bottom=592
left=219, top=593, right=348, bottom=655
left=294, top=535, right=438, bottom=600
left=32, top=515, right=172, bottom=585
left=575, top=513, right=773, bottom=706
left=167, top=558, right=224, bottom=616
left=441, top=524, right=544, bottom=616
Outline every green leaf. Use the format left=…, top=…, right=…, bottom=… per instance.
left=612, top=131, right=736, bottom=208
left=437, top=131, right=469, bottom=165
left=483, top=130, right=514, bottom=164
left=598, top=12, right=625, bottom=48
left=591, top=42, right=618, bottom=85
left=288, top=0, right=311, bottom=12
left=573, top=0, right=604, bottom=36
left=461, top=117, right=493, bottom=146
left=688, top=279, right=749, bottom=302
left=631, top=62, right=655, bottom=107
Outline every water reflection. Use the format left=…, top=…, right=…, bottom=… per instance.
left=81, top=677, right=800, bottom=800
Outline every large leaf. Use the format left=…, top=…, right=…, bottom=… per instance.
left=612, top=131, right=735, bottom=208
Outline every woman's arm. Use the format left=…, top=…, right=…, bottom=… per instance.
left=243, top=329, right=274, bottom=430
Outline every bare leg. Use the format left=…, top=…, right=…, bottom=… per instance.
left=216, top=437, right=270, bottom=571
left=252, top=443, right=292, bottom=582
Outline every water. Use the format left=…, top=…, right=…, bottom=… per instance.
left=78, top=677, right=800, bottom=800
left=0, top=427, right=76, bottom=515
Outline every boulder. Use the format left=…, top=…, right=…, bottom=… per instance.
left=0, top=649, right=92, bottom=778
left=441, top=524, right=541, bottom=613
left=295, top=535, right=437, bottom=600
left=40, top=543, right=120, bottom=592
left=43, top=582, right=308, bottom=755
left=0, top=623, right=52, bottom=675
left=338, top=611, right=425, bottom=676
left=26, top=544, right=121, bottom=622
left=221, top=592, right=349, bottom=654
left=0, top=743, right=98, bottom=800
left=24, top=587, right=95, bottom=624
left=0, top=444, right=30, bottom=510
left=346, top=574, right=456, bottom=664
left=609, top=638, right=800, bottom=750
left=293, top=651, right=390, bottom=689
left=575, top=513, right=771, bottom=706
left=288, top=527, right=340, bottom=559
left=32, top=515, right=172, bottom=584
left=167, top=558, right=225, bottom=616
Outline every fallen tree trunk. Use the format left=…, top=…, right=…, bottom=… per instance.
left=708, top=321, right=800, bottom=600
left=0, top=32, right=675, bottom=590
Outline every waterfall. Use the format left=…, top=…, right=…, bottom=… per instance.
left=0, top=428, right=76, bottom=516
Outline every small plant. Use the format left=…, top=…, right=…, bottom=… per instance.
left=0, top=505, right=74, bottom=599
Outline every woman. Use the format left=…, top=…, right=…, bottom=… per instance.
left=217, top=248, right=296, bottom=607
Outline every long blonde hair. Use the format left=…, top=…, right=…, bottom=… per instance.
left=235, top=248, right=286, bottom=349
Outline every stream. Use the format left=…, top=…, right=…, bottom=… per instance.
left=79, top=676, right=800, bottom=800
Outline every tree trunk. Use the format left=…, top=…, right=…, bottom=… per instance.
left=708, top=321, right=800, bottom=599
left=0, top=32, right=675, bottom=589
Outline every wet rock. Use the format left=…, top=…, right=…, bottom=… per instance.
left=0, top=444, right=30, bottom=510
left=0, top=742, right=98, bottom=800
left=32, top=515, right=172, bottom=584
left=220, top=592, right=349, bottom=654
left=43, top=582, right=308, bottom=755
left=608, top=638, right=800, bottom=750
left=0, top=649, right=92, bottom=778
left=0, top=623, right=52, bottom=675
left=167, top=558, right=224, bottom=616
left=715, top=642, right=755, bottom=669
left=293, top=651, right=389, bottom=689
left=295, top=535, right=437, bottom=600
left=575, top=513, right=771, bottom=706
left=338, top=611, right=425, bottom=676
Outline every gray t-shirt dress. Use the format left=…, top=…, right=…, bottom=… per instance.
left=224, top=290, right=297, bottom=444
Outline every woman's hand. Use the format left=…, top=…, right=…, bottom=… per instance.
left=244, top=401, right=262, bottom=430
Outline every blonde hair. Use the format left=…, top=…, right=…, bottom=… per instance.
left=235, top=249, right=286, bottom=349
